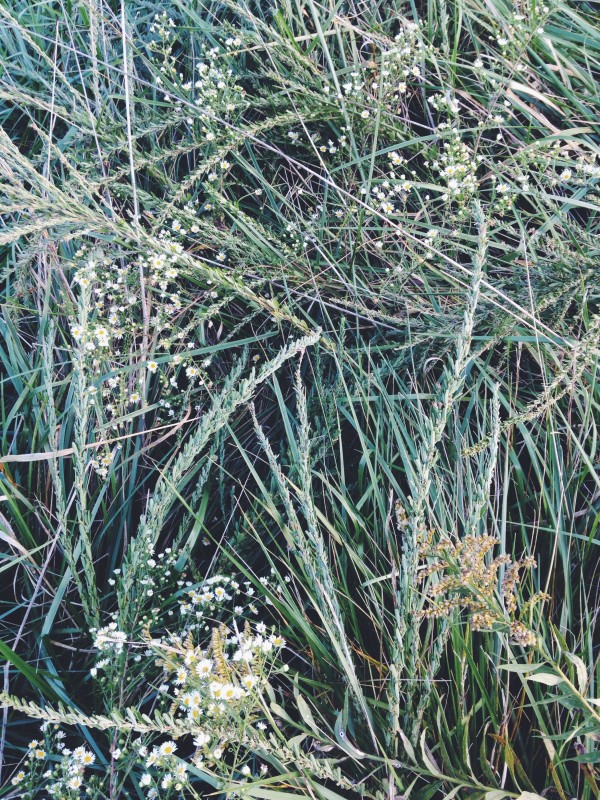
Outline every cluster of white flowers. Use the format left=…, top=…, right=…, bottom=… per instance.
left=580, top=157, right=600, bottom=179
left=361, top=150, right=416, bottom=218
left=91, top=550, right=185, bottom=681
left=427, top=91, right=460, bottom=117
left=73, top=247, right=134, bottom=329
left=133, top=740, right=188, bottom=797
left=62, top=30, right=259, bottom=487
left=320, top=21, right=429, bottom=114
left=76, top=571, right=289, bottom=788
left=11, top=728, right=97, bottom=797
left=131, top=729, right=267, bottom=793
left=323, top=21, right=431, bottom=114
left=89, top=449, right=115, bottom=480
left=374, top=21, right=428, bottom=106
left=66, top=228, right=219, bottom=465
left=91, top=622, right=128, bottom=653
left=146, top=246, right=181, bottom=297
left=167, top=622, right=284, bottom=713
left=179, top=571, right=292, bottom=627
left=431, top=129, right=480, bottom=207
left=341, top=70, right=366, bottom=101
left=149, top=10, right=175, bottom=38
left=179, top=41, right=246, bottom=121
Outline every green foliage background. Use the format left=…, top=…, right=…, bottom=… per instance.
left=0, top=0, right=598, bottom=798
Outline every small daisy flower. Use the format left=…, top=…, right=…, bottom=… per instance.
left=159, top=740, right=177, bottom=757
left=174, top=667, right=188, bottom=685
left=195, top=659, right=213, bottom=678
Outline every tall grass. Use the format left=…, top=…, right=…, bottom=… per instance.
left=0, top=0, right=598, bottom=798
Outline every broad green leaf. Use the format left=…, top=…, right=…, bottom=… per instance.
left=334, top=711, right=367, bottom=759
left=296, top=694, right=321, bottom=735
left=498, top=663, right=547, bottom=674
left=526, top=672, right=564, bottom=686
left=564, top=652, right=588, bottom=693
left=399, top=729, right=416, bottom=763
left=0, top=640, right=59, bottom=701
left=420, top=730, right=442, bottom=776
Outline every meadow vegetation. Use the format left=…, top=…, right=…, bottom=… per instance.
left=0, top=0, right=598, bottom=798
